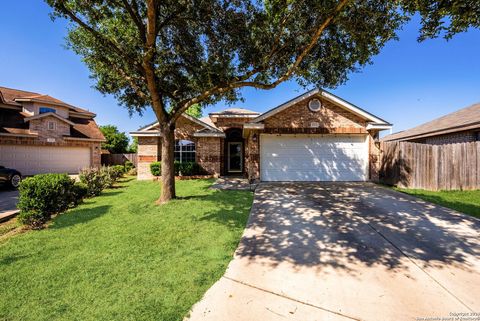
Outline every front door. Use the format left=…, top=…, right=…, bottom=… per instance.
left=228, top=142, right=243, bottom=173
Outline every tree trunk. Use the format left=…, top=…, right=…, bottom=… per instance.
left=158, top=124, right=176, bottom=204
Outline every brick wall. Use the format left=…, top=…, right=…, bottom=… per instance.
left=29, top=116, right=71, bottom=141
left=368, top=131, right=381, bottom=182
left=196, top=137, right=222, bottom=176
left=245, top=132, right=260, bottom=181
left=263, top=95, right=366, bottom=131
left=136, top=116, right=223, bottom=180
left=213, top=117, right=255, bottom=130
left=137, top=136, right=161, bottom=180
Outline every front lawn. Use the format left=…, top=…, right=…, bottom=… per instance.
left=395, top=188, right=480, bottom=219
left=0, top=178, right=253, bottom=321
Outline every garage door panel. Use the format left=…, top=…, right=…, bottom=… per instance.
left=260, top=135, right=368, bottom=182
left=0, top=145, right=91, bottom=175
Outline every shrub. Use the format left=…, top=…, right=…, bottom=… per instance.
left=150, top=162, right=161, bottom=176
left=150, top=161, right=202, bottom=177
left=177, top=162, right=202, bottom=176
left=124, top=160, right=134, bottom=172
left=79, top=167, right=105, bottom=196
left=111, top=165, right=125, bottom=179
left=71, top=183, right=88, bottom=205
left=17, top=174, right=77, bottom=227
left=127, top=167, right=137, bottom=176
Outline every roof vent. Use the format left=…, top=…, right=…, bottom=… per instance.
left=308, top=98, right=322, bottom=112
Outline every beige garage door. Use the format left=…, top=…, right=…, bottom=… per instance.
left=0, top=145, right=91, bottom=175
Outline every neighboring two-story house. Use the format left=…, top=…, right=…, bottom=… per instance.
left=132, top=89, right=392, bottom=182
left=0, top=86, right=104, bottom=175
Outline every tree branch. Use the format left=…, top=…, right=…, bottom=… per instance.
left=120, top=0, right=146, bottom=41
left=143, top=0, right=166, bottom=124
left=52, top=2, right=144, bottom=75
left=171, top=0, right=351, bottom=121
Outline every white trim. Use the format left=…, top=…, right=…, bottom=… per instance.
left=193, top=132, right=226, bottom=138
left=182, top=113, right=222, bottom=132
left=130, top=131, right=162, bottom=137
left=24, top=112, right=76, bottom=126
left=366, top=123, right=393, bottom=130
left=243, top=123, right=265, bottom=130
left=252, top=88, right=390, bottom=125
left=320, top=91, right=387, bottom=124
left=135, top=114, right=223, bottom=134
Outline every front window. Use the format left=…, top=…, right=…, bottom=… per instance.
left=39, top=107, right=56, bottom=114
left=174, top=140, right=196, bottom=162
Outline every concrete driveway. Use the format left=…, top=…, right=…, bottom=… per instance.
left=0, top=189, right=19, bottom=221
left=187, top=183, right=480, bottom=321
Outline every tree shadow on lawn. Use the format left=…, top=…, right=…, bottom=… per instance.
left=196, top=190, right=254, bottom=229
left=50, top=205, right=112, bottom=230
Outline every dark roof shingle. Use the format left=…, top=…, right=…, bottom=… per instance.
left=382, top=103, right=480, bottom=142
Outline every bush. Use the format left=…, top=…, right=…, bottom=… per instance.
left=177, top=162, right=202, bottom=176
left=124, top=160, right=134, bottom=172
left=150, top=161, right=202, bottom=177
left=71, top=183, right=88, bottom=205
left=17, top=174, right=77, bottom=227
left=111, top=165, right=125, bottom=179
left=79, top=167, right=105, bottom=196
left=150, top=162, right=161, bottom=176
left=80, top=166, right=124, bottom=195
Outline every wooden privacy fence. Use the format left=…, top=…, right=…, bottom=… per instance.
left=379, top=141, right=480, bottom=191
left=101, top=153, right=137, bottom=167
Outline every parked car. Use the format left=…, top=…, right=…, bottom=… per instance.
left=0, top=166, right=22, bottom=188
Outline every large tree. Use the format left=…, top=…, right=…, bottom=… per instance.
left=100, top=125, right=130, bottom=153
left=46, top=0, right=478, bottom=203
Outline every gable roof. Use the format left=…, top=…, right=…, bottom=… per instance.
left=251, top=88, right=390, bottom=125
left=24, top=112, right=76, bottom=126
left=132, top=113, right=224, bottom=137
left=0, top=86, right=95, bottom=116
left=382, top=103, right=480, bottom=142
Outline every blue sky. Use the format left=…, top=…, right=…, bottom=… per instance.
left=1, top=1, right=479, bottom=139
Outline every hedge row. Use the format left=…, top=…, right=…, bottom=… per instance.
left=150, top=161, right=202, bottom=177
left=17, top=166, right=126, bottom=228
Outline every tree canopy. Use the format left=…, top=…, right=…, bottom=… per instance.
left=99, top=125, right=129, bottom=154
left=46, top=0, right=480, bottom=202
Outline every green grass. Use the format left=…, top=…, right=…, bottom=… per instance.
left=0, top=178, right=253, bottom=321
left=395, top=188, right=480, bottom=219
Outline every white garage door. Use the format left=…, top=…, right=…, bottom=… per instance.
left=0, top=145, right=91, bottom=176
left=260, top=134, right=368, bottom=182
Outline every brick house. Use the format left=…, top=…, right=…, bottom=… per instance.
left=0, top=86, right=105, bottom=175
left=132, top=89, right=392, bottom=182
left=382, top=103, right=480, bottom=145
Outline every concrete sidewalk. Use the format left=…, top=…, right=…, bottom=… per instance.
left=186, top=183, right=480, bottom=321
left=0, top=189, right=19, bottom=222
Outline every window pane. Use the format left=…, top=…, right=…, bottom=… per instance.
left=39, top=107, right=56, bottom=114
left=174, top=151, right=181, bottom=161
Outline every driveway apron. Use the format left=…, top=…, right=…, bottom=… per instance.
left=187, top=183, right=480, bottom=321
